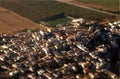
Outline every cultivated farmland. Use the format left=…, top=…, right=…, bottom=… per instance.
left=0, top=7, right=45, bottom=33
left=77, top=0, right=119, bottom=11
left=0, top=0, right=114, bottom=24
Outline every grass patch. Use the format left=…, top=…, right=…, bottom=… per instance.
left=47, top=17, right=71, bottom=26
left=0, top=0, right=114, bottom=24
left=42, top=13, right=72, bottom=26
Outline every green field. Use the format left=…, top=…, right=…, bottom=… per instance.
left=47, top=17, right=71, bottom=26
left=77, top=0, right=119, bottom=11
left=0, top=0, right=114, bottom=24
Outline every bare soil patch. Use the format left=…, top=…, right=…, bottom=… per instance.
left=0, top=7, right=46, bottom=33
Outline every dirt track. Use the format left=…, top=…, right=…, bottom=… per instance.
left=0, top=7, right=46, bottom=33
left=56, top=0, right=119, bottom=16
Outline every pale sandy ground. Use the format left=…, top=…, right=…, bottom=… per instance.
left=0, top=7, right=46, bottom=33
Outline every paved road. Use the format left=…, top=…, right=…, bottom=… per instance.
left=56, top=0, right=119, bottom=16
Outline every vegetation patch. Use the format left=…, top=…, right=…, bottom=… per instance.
left=42, top=13, right=71, bottom=26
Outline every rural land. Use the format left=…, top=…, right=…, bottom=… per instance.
left=0, top=0, right=120, bottom=79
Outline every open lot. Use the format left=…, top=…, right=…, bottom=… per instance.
left=0, top=0, right=114, bottom=24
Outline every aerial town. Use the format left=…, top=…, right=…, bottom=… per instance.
left=0, top=0, right=120, bottom=79
left=0, top=19, right=120, bottom=79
